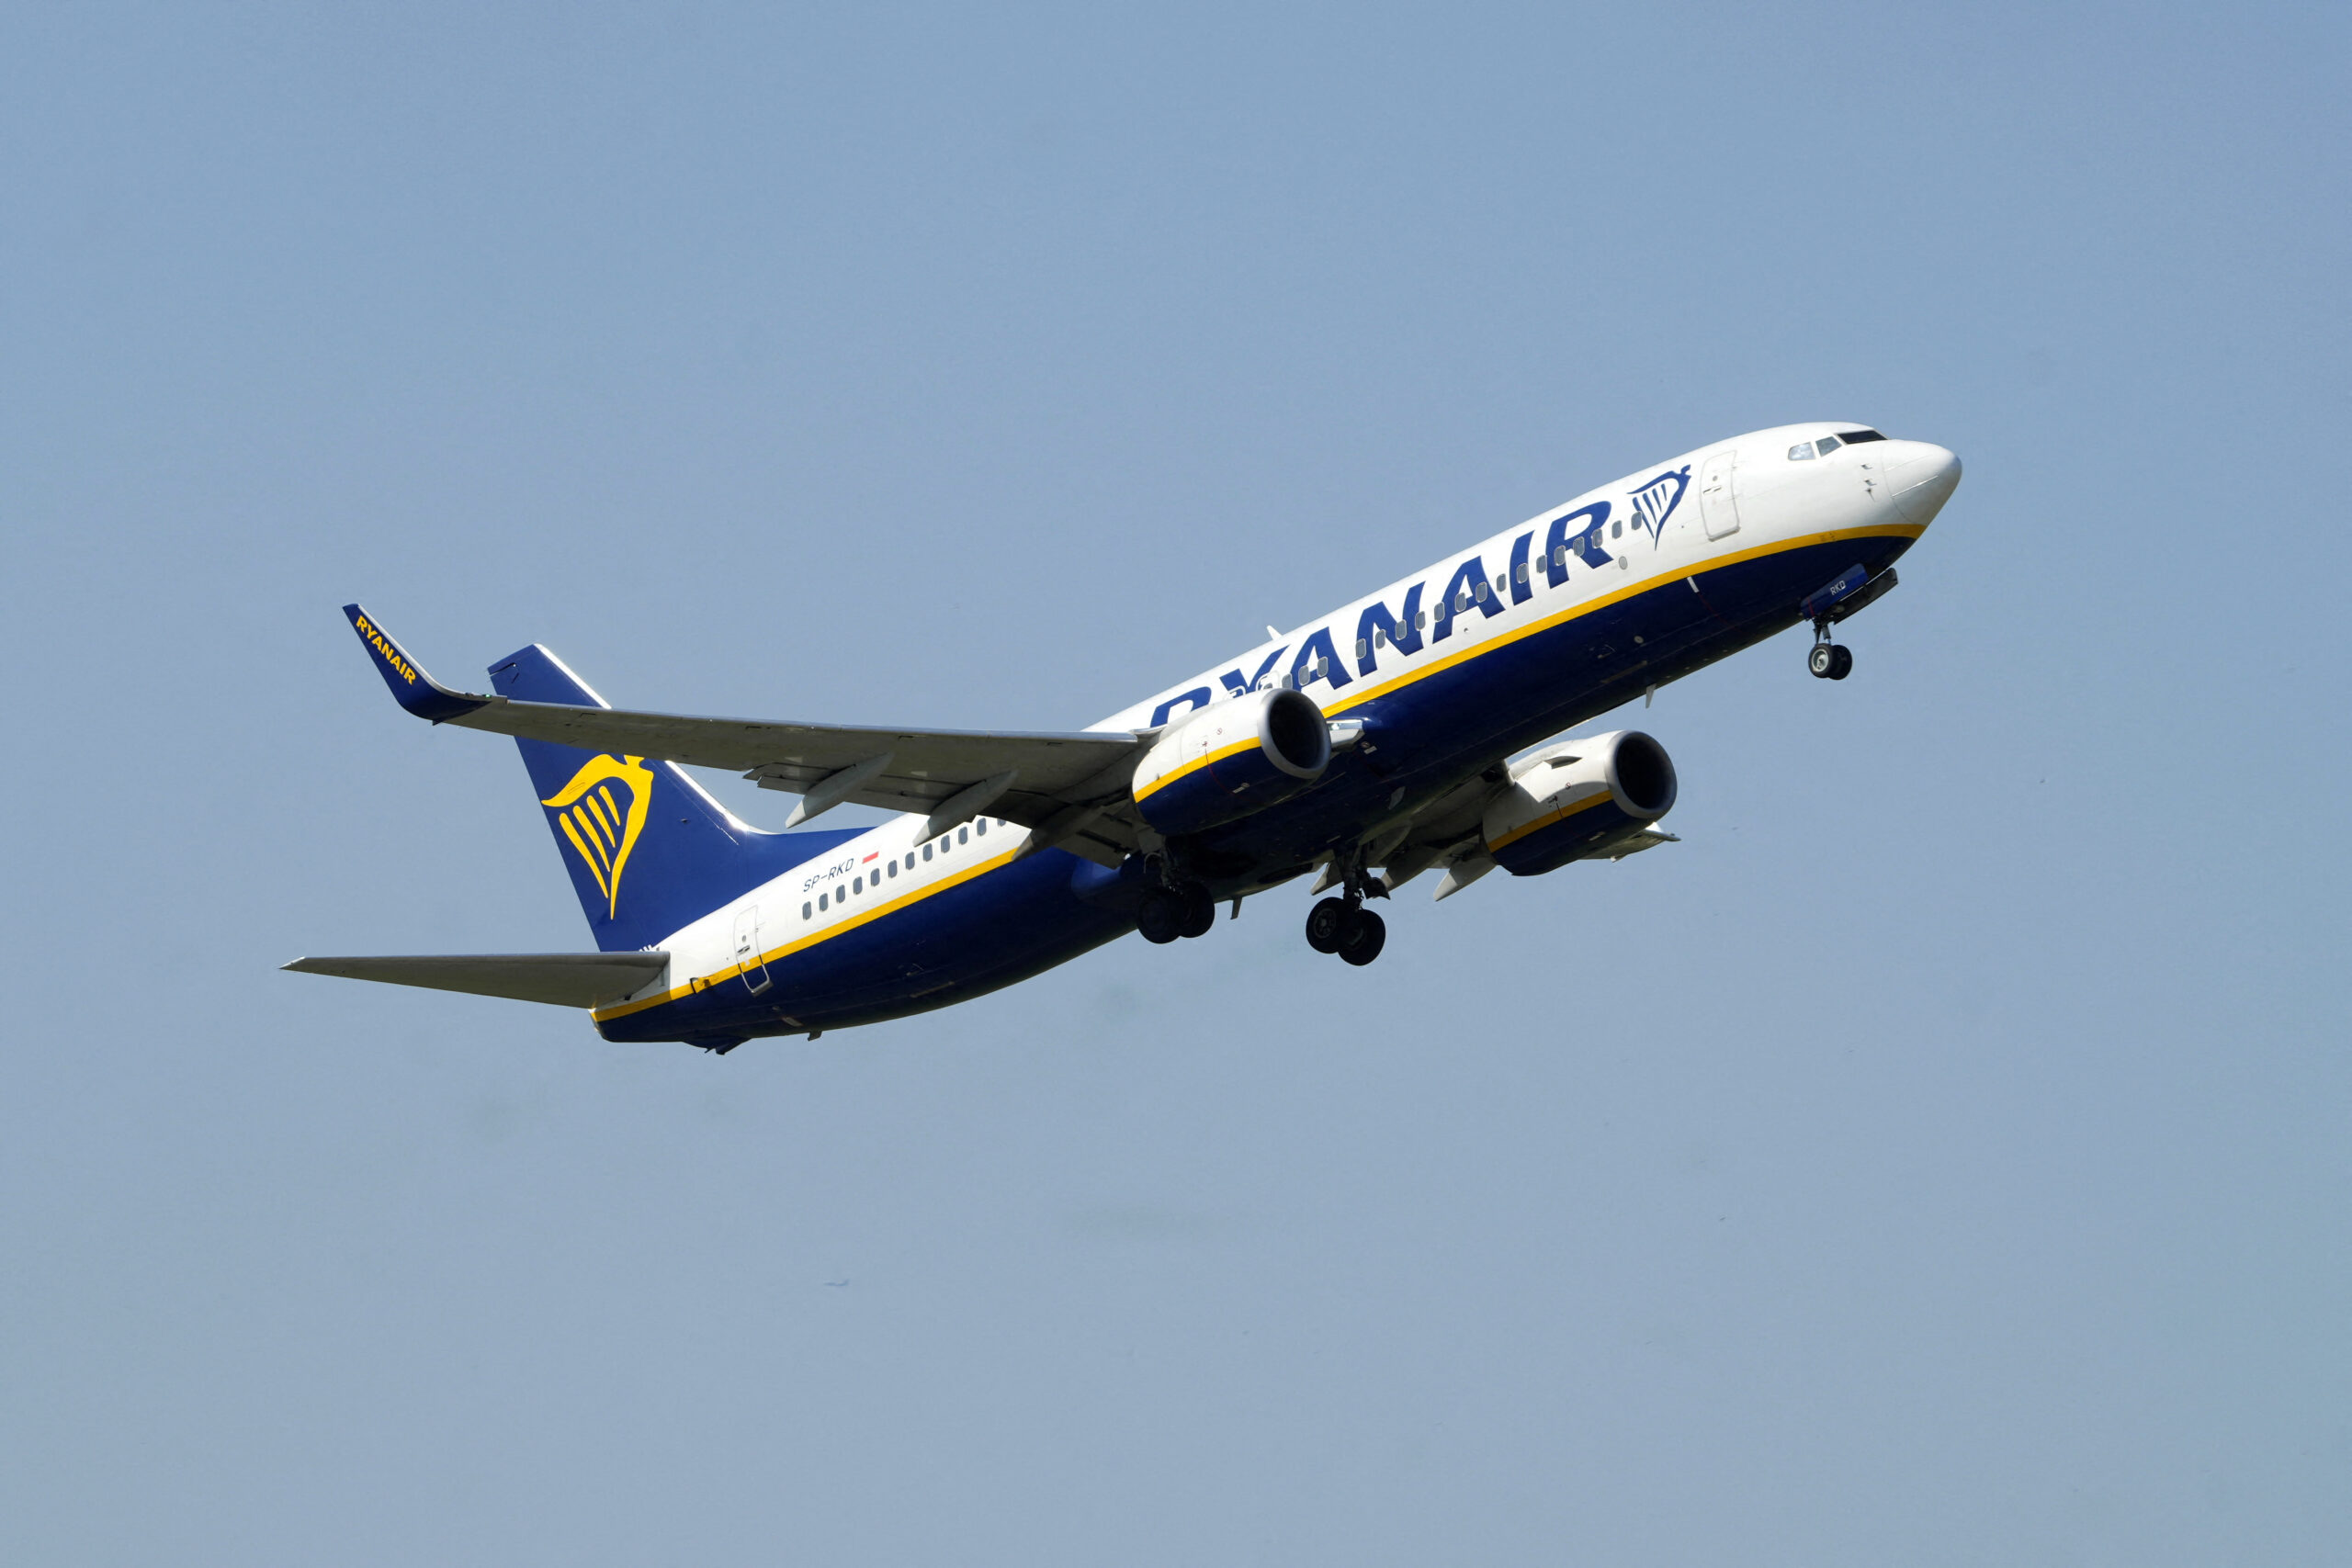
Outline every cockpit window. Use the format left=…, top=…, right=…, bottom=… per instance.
left=1814, top=435, right=1842, bottom=457
left=1836, top=428, right=1885, bottom=444
left=1787, top=442, right=1815, bottom=461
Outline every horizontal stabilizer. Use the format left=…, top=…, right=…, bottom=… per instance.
left=283, top=952, right=668, bottom=1009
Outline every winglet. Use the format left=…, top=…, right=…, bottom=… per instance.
left=342, top=604, right=491, bottom=723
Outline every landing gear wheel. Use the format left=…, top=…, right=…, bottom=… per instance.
left=1177, top=883, right=1216, bottom=939
left=1136, top=886, right=1185, bottom=944
left=1305, top=897, right=1350, bottom=953
left=1808, top=642, right=1838, bottom=678
left=1827, top=644, right=1853, bottom=681
left=1336, top=908, right=1386, bottom=966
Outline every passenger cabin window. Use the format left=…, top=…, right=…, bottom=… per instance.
left=958, top=826, right=969, bottom=844
left=976, top=818, right=988, bottom=836
left=1788, top=442, right=1815, bottom=460
left=819, top=891, right=829, bottom=909
left=887, top=861, right=897, bottom=878
left=1815, top=435, right=1841, bottom=457
left=802, top=901, right=812, bottom=919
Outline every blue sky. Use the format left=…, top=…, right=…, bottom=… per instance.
left=4, top=5, right=2346, bottom=1562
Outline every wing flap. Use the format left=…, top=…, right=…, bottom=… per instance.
left=446, top=699, right=1143, bottom=798
left=283, top=953, right=669, bottom=1009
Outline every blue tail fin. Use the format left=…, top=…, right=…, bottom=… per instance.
left=488, top=646, right=859, bottom=952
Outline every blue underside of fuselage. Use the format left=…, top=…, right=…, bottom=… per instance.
left=600, top=530, right=1915, bottom=1045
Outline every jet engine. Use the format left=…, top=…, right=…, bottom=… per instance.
left=1130, top=688, right=1331, bottom=836
left=1481, top=729, right=1678, bottom=875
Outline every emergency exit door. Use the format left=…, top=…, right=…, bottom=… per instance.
left=733, top=906, right=771, bottom=994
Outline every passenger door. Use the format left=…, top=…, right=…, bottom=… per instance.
left=1698, top=451, right=1741, bottom=539
left=733, top=906, right=772, bottom=995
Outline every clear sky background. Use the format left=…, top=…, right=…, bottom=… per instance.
left=4, top=5, right=2346, bottom=1562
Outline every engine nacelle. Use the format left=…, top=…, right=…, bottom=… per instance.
left=1482, top=729, right=1678, bottom=875
left=1130, top=688, right=1331, bottom=836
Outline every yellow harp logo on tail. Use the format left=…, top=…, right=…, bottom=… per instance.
left=541, top=754, right=656, bottom=919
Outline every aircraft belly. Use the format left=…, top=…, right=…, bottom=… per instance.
left=594, top=848, right=1132, bottom=1043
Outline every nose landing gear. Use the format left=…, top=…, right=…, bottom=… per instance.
left=1807, top=637, right=1853, bottom=681
left=1801, top=563, right=1896, bottom=681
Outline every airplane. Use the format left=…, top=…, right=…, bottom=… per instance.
left=288, top=422, right=1961, bottom=1053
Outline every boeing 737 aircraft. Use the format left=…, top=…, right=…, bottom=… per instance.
left=289, top=423, right=1960, bottom=1051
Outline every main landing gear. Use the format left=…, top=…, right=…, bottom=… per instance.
left=1136, top=876, right=1216, bottom=944
left=1304, top=853, right=1388, bottom=967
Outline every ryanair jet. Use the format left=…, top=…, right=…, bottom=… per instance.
left=289, top=423, right=1961, bottom=1052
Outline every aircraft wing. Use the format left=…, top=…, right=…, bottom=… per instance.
left=284, top=953, right=669, bottom=1008
left=344, top=604, right=1149, bottom=857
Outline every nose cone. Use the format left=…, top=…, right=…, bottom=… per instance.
left=1888, top=442, right=1962, bottom=525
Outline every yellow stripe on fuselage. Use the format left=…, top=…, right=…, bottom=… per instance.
left=1323, top=523, right=1924, bottom=717
left=1130, top=733, right=1263, bottom=804
left=591, top=842, right=1028, bottom=1022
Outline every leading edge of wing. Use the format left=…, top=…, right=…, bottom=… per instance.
left=284, top=953, right=669, bottom=1009
left=340, top=603, right=1148, bottom=803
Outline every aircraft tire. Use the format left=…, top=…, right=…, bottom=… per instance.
left=1305, top=896, right=1349, bottom=953
left=1337, top=908, right=1386, bottom=966
left=1827, top=644, right=1854, bottom=680
left=1808, top=642, right=1837, bottom=678
left=1136, top=887, right=1185, bottom=944
left=1177, top=884, right=1217, bottom=939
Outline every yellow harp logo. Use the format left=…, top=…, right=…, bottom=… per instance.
left=542, top=754, right=656, bottom=919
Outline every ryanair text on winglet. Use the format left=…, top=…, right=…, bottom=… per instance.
left=354, top=614, right=419, bottom=684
